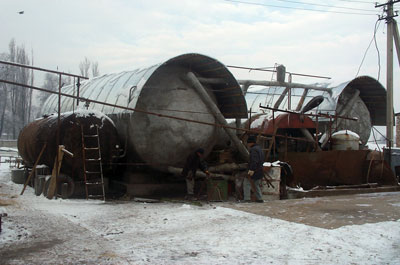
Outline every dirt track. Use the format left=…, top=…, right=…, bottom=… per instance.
left=223, top=191, right=400, bottom=229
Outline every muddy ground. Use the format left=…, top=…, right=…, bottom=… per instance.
left=223, top=191, right=400, bottom=229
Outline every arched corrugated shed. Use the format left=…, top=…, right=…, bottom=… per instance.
left=339, top=76, right=387, bottom=126
left=42, top=53, right=248, bottom=119
left=244, top=75, right=387, bottom=126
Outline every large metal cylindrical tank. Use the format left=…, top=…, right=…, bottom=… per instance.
left=40, top=54, right=248, bottom=170
left=18, top=110, right=120, bottom=180
left=126, top=64, right=218, bottom=167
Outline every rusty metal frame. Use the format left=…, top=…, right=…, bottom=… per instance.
left=0, top=60, right=88, bottom=198
left=258, top=103, right=361, bottom=160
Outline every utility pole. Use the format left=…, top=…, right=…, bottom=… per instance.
left=376, top=0, right=400, bottom=147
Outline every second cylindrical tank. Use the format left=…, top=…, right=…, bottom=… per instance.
left=18, top=110, right=120, bottom=180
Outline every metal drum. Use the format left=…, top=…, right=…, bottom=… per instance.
left=331, top=130, right=360, bottom=151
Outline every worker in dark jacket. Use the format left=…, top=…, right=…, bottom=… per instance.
left=244, top=135, right=265, bottom=202
left=181, top=148, right=209, bottom=199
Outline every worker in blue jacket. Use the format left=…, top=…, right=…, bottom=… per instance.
left=244, top=135, right=264, bottom=202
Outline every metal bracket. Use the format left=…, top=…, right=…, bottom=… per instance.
left=128, top=86, right=137, bottom=103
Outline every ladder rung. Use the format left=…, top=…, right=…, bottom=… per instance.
left=84, top=135, right=99, bottom=138
left=85, top=158, right=101, bottom=161
left=88, top=195, right=104, bottom=199
left=86, top=182, right=103, bottom=185
left=84, top=147, right=99, bottom=150
left=86, top=171, right=101, bottom=174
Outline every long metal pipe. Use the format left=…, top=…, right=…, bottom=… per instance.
left=273, top=87, right=290, bottom=109
left=238, top=79, right=332, bottom=94
left=0, top=60, right=88, bottom=79
left=259, top=105, right=358, bottom=121
left=197, top=77, right=228, bottom=85
left=296, top=88, right=309, bottom=111
left=167, top=166, right=233, bottom=180
left=186, top=71, right=249, bottom=160
left=227, top=65, right=331, bottom=79
left=300, top=128, right=321, bottom=151
left=0, top=78, right=317, bottom=144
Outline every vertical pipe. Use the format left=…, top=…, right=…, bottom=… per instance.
left=287, top=73, right=292, bottom=110
left=73, top=77, right=75, bottom=113
left=396, top=115, right=400, bottom=147
left=56, top=73, right=62, bottom=198
left=315, top=115, right=319, bottom=150
left=77, top=77, right=80, bottom=107
left=248, top=108, right=252, bottom=131
left=387, top=1, right=394, bottom=148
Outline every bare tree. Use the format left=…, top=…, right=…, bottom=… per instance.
left=9, top=40, right=31, bottom=138
left=92, top=61, right=99, bottom=77
left=27, top=49, right=34, bottom=122
left=79, top=57, right=91, bottom=78
left=0, top=53, right=9, bottom=137
left=39, top=72, right=71, bottom=107
left=40, top=73, right=58, bottom=104
left=79, top=57, right=100, bottom=78
left=0, top=39, right=33, bottom=139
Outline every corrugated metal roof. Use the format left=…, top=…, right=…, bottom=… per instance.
left=245, top=75, right=387, bottom=126
left=331, top=76, right=387, bottom=126
left=42, top=53, right=248, bottom=119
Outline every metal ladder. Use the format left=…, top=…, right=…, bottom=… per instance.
left=81, top=124, right=105, bottom=201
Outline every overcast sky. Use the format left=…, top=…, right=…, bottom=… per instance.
left=1, top=0, right=399, bottom=112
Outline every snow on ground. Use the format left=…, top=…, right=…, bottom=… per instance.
left=1, top=161, right=399, bottom=264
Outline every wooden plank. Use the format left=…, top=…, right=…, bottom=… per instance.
left=46, top=145, right=65, bottom=199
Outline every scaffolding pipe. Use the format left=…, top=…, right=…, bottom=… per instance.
left=238, top=80, right=332, bottom=94
left=186, top=71, right=249, bottom=161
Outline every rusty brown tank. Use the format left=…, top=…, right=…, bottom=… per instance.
left=18, top=110, right=120, bottom=181
left=281, top=150, right=398, bottom=189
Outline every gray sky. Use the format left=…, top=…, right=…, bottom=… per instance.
left=1, top=0, right=399, bottom=111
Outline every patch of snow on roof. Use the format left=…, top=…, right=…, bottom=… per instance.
left=250, top=116, right=264, bottom=129
left=332, top=130, right=360, bottom=139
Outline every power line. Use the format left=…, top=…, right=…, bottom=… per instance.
left=355, top=16, right=382, bottom=78
left=374, top=16, right=382, bottom=81
left=224, top=0, right=379, bottom=15
left=335, top=0, right=377, bottom=4
left=273, top=0, right=376, bottom=12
